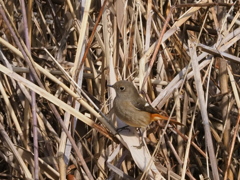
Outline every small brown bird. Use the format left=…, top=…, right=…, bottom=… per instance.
left=109, top=80, right=181, bottom=128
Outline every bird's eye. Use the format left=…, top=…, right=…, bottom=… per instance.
left=119, top=86, right=125, bottom=91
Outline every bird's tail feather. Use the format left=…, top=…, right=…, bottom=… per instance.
left=150, top=114, right=184, bottom=126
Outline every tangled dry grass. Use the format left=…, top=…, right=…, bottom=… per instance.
left=0, top=0, right=240, bottom=179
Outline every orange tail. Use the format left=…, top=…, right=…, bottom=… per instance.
left=150, top=114, right=184, bottom=126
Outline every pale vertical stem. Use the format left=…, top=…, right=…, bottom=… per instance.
left=190, top=42, right=220, bottom=180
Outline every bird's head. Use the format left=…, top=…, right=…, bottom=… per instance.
left=108, top=80, right=139, bottom=98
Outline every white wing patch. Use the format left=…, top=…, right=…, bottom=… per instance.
left=145, top=103, right=150, bottom=107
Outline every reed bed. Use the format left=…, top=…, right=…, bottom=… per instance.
left=0, top=0, right=239, bottom=179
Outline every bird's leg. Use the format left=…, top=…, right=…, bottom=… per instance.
left=134, top=128, right=147, bottom=148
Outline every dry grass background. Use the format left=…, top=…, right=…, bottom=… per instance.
left=0, top=0, right=240, bottom=179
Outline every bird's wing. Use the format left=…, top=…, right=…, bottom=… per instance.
left=133, top=96, right=159, bottom=114
left=131, top=97, right=184, bottom=126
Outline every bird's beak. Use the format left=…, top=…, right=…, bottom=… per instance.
left=107, top=84, right=113, bottom=88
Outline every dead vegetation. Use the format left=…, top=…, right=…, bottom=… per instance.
left=0, top=0, right=240, bottom=179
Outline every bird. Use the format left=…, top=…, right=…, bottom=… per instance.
left=108, top=80, right=181, bottom=128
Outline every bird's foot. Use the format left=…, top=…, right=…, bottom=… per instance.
left=133, top=141, right=144, bottom=149
left=116, top=125, right=131, bottom=133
